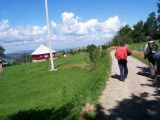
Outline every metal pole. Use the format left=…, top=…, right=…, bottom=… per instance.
left=45, top=0, right=54, bottom=71
left=98, top=29, right=100, bottom=41
left=97, top=29, right=102, bottom=50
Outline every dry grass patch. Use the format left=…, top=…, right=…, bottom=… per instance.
left=132, top=50, right=144, bottom=58
left=81, top=103, right=96, bottom=115
left=131, top=50, right=148, bottom=64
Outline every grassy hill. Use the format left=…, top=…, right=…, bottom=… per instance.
left=0, top=51, right=111, bottom=120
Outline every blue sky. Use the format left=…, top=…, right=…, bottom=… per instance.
left=0, top=0, right=158, bottom=53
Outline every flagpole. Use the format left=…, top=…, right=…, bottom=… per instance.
left=44, top=0, right=54, bottom=71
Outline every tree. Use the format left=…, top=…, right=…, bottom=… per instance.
left=0, top=44, right=5, bottom=58
left=87, top=44, right=99, bottom=64
left=144, top=12, right=158, bottom=39
left=118, top=25, right=132, bottom=37
left=157, top=0, right=160, bottom=38
left=132, top=21, right=146, bottom=42
left=112, top=25, right=133, bottom=45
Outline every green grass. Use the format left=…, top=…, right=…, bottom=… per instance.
left=130, top=40, right=160, bottom=51
left=0, top=51, right=111, bottom=120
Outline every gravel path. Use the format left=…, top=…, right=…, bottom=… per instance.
left=96, top=50, right=160, bottom=120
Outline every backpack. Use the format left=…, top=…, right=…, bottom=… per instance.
left=115, top=47, right=128, bottom=60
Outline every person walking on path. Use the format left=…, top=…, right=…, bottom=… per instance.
left=115, top=41, right=131, bottom=81
left=144, top=40, right=158, bottom=78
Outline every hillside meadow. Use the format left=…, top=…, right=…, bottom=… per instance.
left=0, top=51, right=111, bottom=120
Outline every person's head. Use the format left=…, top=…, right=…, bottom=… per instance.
left=119, top=41, right=125, bottom=47
left=148, top=40, right=158, bottom=52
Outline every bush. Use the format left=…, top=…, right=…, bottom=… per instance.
left=87, top=45, right=100, bottom=64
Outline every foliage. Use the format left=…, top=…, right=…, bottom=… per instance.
left=144, top=12, right=158, bottom=39
left=87, top=45, right=100, bottom=64
left=132, top=21, right=146, bottom=43
left=0, top=44, right=5, bottom=58
left=112, top=25, right=133, bottom=45
left=157, top=0, right=160, bottom=37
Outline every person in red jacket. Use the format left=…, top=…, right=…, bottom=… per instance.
left=115, top=41, right=131, bottom=81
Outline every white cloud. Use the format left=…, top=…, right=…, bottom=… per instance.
left=0, top=20, right=47, bottom=43
left=101, top=16, right=121, bottom=32
left=52, top=12, right=121, bottom=38
left=0, top=19, right=10, bottom=31
left=51, top=21, right=57, bottom=28
left=62, top=12, right=75, bottom=22
left=49, top=12, right=123, bottom=50
left=0, top=12, right=124, bottom=53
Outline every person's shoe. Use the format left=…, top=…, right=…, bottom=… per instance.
left=120, top=77, right=125, bottom=81
left=124, top=76, right=127, bottom=79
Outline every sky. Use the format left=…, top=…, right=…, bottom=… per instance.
left=0, top=0, right=158, bottom=53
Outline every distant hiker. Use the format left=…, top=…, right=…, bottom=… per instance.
left=115, top=41, right=131, bottom=81
left=144, top=40, right=159, bottom=78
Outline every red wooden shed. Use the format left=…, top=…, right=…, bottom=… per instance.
left=31, top=45, right=56, bottom=63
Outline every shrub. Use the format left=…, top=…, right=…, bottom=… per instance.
left=87, top=45, right=100, bottom=64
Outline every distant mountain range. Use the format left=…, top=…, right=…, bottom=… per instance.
left=8, top=50, right=33, bottom=55
left=5, top=50, right=33, bottom=63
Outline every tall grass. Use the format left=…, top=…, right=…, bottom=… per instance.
left=130, top=50, right=148, bottom=64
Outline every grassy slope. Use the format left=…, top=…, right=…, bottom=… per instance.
left=0, top=51, right=111, bottom=120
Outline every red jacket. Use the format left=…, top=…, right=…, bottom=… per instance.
left=115, top=46, right=131, bottom=60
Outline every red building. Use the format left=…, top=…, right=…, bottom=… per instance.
left=31, top=45, right=56, bottom=63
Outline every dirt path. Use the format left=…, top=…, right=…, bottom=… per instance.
left=96, top=51, right=160, bottom=120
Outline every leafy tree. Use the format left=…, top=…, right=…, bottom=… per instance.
left=87, top=44, right=99, bottom=64
left=132, top=21, right=146, bottom=42
left=112, top=25, right=133, bottom=45
left=144, top=12, right=158, bottom=39
left=0, top=44, right=5, bottom=58
left=118, top=25, right=132, bottom=36
left=157, top=0, right=160, bottom=38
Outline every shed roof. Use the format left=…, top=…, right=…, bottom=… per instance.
left=31, top=45, right=56, bottom=55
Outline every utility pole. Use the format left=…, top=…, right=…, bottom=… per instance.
left=44, top=0, right=55, bottom=71
left=97, top=29, right=102, bottom=51
left=97, top=29, right=100, bottom=41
